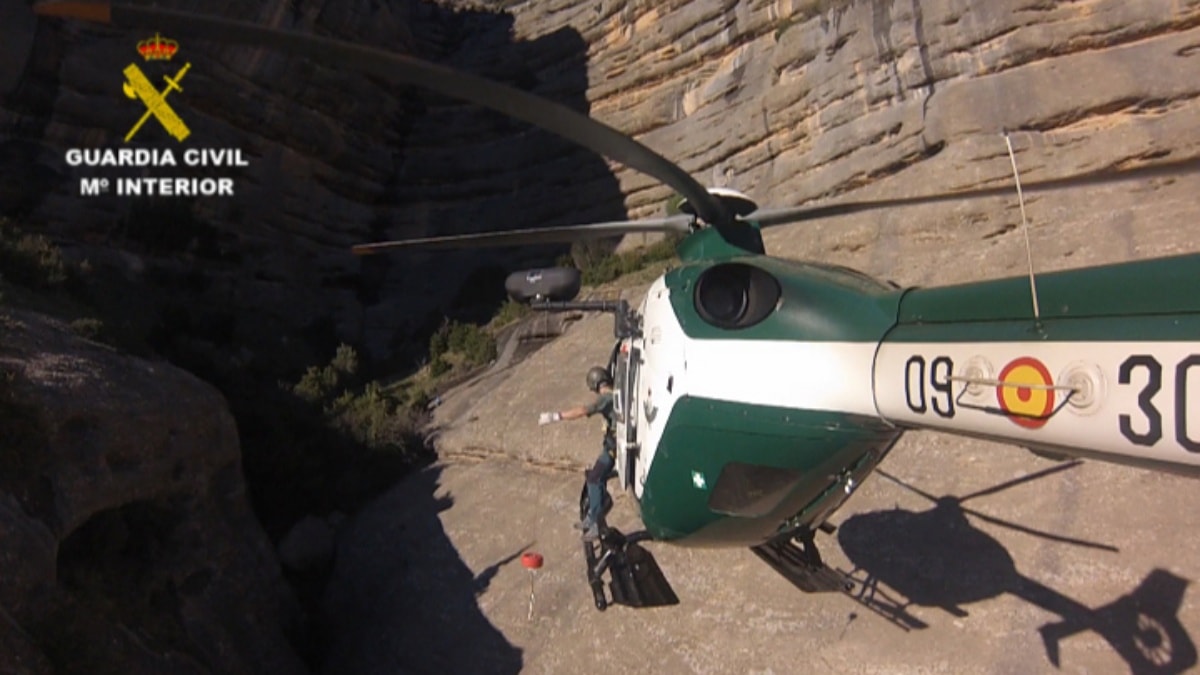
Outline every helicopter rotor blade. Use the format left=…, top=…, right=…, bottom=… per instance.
left=351, top=215, right=693, bottom=254
left=32, top=1, right=735, bottom=231
left=745, top=157, right=1200, bottom=228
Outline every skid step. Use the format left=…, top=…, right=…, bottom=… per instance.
left=752, top=531, right=852, bottom=594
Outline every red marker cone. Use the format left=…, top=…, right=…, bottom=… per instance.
left=521, top=552, right=544, bottom=620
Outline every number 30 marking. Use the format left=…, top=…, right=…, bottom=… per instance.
left=1118, top=354, right=1200, bottom=453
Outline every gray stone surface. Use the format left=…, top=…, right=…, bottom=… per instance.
left=327, top=453, right=1200, bottom=673
left=0, top=310, right=306, bottom=674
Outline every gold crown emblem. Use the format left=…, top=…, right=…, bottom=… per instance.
left=137, top=33, right=179, bottom=61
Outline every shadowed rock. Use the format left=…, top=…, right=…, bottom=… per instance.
left=0, top=309, right=306, bottom=674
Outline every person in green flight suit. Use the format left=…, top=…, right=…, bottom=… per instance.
left=538, top=366, right=615, bottom=542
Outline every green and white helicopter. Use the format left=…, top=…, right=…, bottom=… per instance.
left=36, top=0, right=1200, bottom=612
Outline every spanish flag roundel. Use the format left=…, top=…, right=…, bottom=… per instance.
left=996, top=357, right=1055, bottom=429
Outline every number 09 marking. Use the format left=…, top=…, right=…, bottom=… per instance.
left=905, top=355, right=955, bottom=419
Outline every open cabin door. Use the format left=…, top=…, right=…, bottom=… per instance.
left=610, top=339, right=642, bottom=492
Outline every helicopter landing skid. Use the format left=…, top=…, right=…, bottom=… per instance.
left=582, top=526, right=679, bottom=611
left=752, top=530, right=854, bottom=594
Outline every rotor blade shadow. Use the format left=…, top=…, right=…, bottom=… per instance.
left=876, top=465, right=1119, bottom=552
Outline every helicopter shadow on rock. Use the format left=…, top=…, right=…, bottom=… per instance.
left=320, top=464, right=523, bottom=675
left=830, top=462, right=1197, bottom=674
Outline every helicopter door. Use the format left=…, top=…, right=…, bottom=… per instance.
left=619, top=345, right=642, bottom=491
left=610, top=342, right=630, bottom=487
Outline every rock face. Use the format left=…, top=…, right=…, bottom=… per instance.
left=486, top=0, right=1200, bottom=218
left=0, top=309, right=306, bottom=674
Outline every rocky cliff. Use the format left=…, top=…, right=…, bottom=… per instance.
left=0, top=309, right=305, bottom=674
left=490, top=0, right=1200, bottom=223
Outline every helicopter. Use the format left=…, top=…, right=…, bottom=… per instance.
left=34, top=0, right=1200, bottom=614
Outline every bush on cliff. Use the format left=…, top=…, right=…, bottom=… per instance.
left=574, top=232, right=682, bottom=286
left=0, top=220, right=70, bottom=290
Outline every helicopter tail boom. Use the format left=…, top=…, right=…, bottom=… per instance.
left=873, top=253, right=1200, bottom=475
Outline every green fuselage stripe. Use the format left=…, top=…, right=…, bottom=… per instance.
left=886, top=314, right=1200, bottom=342
left=898, top=253, right=1200, bottom=325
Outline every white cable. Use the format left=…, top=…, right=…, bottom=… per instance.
left=1004, top=132, right=1041, bottom=321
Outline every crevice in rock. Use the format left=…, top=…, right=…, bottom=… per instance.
left=1022, top=93, right=1200, bottom=133
left=982, top=223, right=1018, bottom=239
left=979, top=13, right=1200, bottom=77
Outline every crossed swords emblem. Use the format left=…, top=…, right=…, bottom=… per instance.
left=122, top=62, right=191, bottom=142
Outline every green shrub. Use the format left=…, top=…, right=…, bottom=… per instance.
left=644, top=232, right=684, bottom=262
left=293, top=364, right=339, bottom=403
left=327, top=382, right=419, bottom=451
left=448, top=321, right=496, bottom=365
left=578, top=232, right=683, bottom=285
left=69, top=318, right=106, bottom=341
left=330, top=343, right=358, bottom=376
left=244, top=344, right=433, bottom=535
left=428, top=320, right=496, bottom=369
left=492, top=299, right=530, bottom=327
left=429, top=329, right=449, bottom=362
left=285, top=345, right=420, bottom=454
left=293, top=343, right=360, bottom=403
left=401, top=382, right=433, bottom=409
left=568, top=238, right=619, bottom=273
left=0, top=222, right=70, bottom=289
